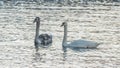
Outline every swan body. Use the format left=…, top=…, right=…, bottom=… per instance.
left=61, top=22, right=100, bottom=49
left=67, top=39, right=99, bottom=48
left=34, top=17, right=52, bottom=51
left=39, top=34, right=52, bottom=45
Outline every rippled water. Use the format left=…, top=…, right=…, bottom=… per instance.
left=0, top=6, right=120, bottom=68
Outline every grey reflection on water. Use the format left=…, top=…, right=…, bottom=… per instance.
left=62, top=47, right=67, bottom=61
left=33, top=52, right=42, bottom=62
left=62, top=46, right=98, bottom=61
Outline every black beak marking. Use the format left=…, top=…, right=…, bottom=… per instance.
left=61, top=22, right=65, bottom=27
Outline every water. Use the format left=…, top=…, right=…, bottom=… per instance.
left=0, top=6, right=120, bottom=68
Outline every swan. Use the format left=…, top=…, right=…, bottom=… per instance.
left=33, top=17, right=52, bottom=52
left=61, top=22, right=100, bottom=49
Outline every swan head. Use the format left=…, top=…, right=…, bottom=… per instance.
left=33, top=17, right=40, bottom=23
left=61, top=22, right=67, bottom=27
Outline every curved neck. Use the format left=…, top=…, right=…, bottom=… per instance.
left=62, top=24, right=67, bottom=46
left=35, top=22, right=40, bottom=39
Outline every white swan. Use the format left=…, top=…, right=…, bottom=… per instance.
left=61, top=22, right=100, bottom=48
left=34, top=17, right=52, bottom=52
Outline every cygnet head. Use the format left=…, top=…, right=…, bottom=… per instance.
left=33, top=17, right=40, bottom=23
left=61, top=22, right=67, bottom=27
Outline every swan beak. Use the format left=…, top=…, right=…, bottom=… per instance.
left=60, top=24, right=63, bottom=27
left=61, top=22, right=66, bottom=27
left=61, top=23, right=64, bottom=27
left=33, top=18, right=37, bottom=23
left=33, top=19, right=36, bottom=23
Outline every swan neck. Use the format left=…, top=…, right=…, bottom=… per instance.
left=35, top=22, right=40, bottom=39
left=62, top=24, right=67, bottom=46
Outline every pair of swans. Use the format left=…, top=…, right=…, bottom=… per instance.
left=33, top=17, right=100, bottom=52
